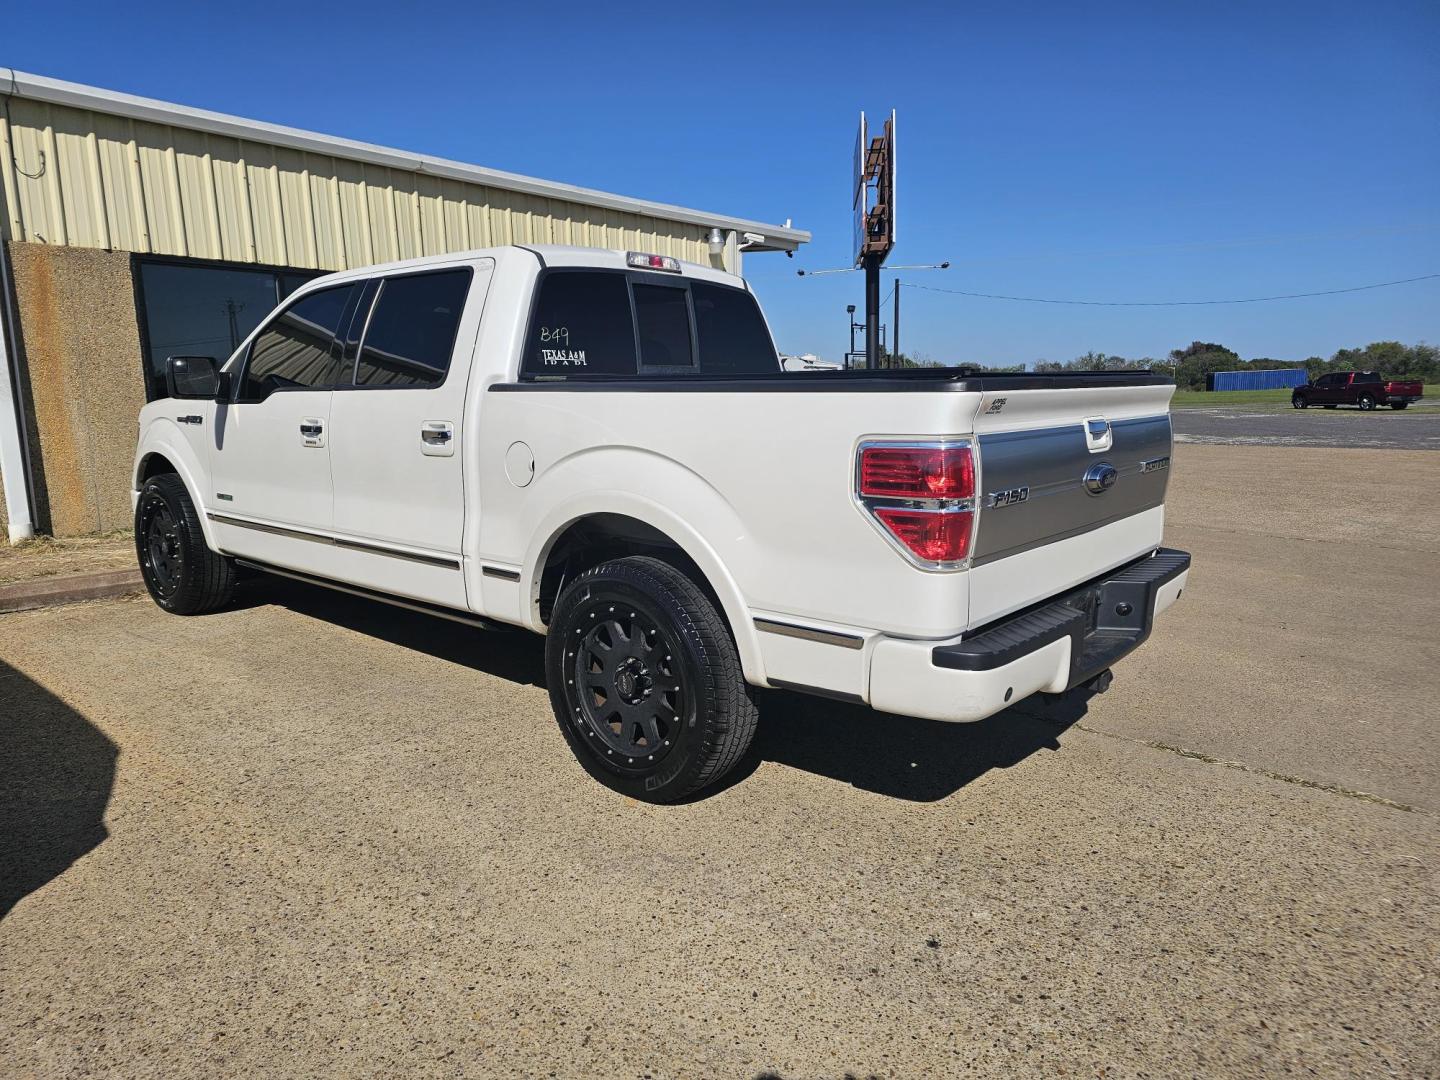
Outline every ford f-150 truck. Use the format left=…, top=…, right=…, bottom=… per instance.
left=133, top=246, right=1190, bottom=801
left=1291, top=370, right=1424, bottom=410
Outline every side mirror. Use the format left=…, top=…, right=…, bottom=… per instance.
left=165, top=355, right=221, bottom=399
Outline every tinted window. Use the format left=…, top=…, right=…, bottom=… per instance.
left=634, top=284, right=694, bottom=369
left=242, top=283, right=355, bottom=398
left=354, top=269, right=471, bottom=387
left=691, top=282, right=779, bottom=375
left=1356, top=371, right=1380, bottom=383
left=523, top=272, right=637, bottom=376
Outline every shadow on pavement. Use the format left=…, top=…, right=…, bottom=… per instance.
left=238, top=575, right=1093, bottom=803
left=238, top=575, right=546, bottom=689
left=0, top=659, right=118, bottom=920
left=720, top=686, right=1094, bottom=802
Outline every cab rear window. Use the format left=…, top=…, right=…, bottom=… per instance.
left=691, top=281, right=780, bottom=375
left=524, top=272, right=637, bottom=375
left=522, top=270, right=778, bottom=378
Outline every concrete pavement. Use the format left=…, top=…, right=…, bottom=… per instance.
left=1, top=444, right=1436, bottom=1078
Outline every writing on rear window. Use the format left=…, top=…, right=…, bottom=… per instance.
left=539, top=347, right=588, bottom=366
left=523, top=273, right=637, bottom=376
left=539, top=324, right=585, bottom=363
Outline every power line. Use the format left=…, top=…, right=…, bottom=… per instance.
left=899, top=272, right=1440, bottom=307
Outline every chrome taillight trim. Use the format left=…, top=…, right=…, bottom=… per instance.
left=852, top=438, right=982, bottom=572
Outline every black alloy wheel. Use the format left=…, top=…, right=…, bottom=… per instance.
left=565, top=601, right=690, bottom=767
left=546, top=556, right=758, bottom=802
left=138, top=492, right=184, bottom=600
left=133, top=473, right=236, bottom=615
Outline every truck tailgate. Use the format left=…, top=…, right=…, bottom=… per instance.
left=966, top=383, right=1175, bottom=628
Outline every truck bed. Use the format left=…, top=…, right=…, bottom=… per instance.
left=504, top=368, right=1173, bottom=392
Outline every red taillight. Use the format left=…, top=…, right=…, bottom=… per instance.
left=873, top=509, right=973, bottom=563
left=860, top=445, right=974, bottom=500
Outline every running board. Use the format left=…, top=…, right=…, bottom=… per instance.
left=234, top=558, right=510, bottom=632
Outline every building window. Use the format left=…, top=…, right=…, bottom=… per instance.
left=135, top=258, right=322, bottom=400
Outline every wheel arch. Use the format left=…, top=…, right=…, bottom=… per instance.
left=133, top=426, right=219, bottom=551
left=526, top=502, right=766, bottom=685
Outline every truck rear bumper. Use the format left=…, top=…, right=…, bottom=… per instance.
left=867, top=548, right=1190, bottom=723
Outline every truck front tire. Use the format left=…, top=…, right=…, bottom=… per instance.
left=545, top=555, right=759, bottom=802
left=1358, top=393, right=1376, bottom=411
left=135, top=473, right=236, bottom=615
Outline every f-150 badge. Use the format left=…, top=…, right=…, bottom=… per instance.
left=987, top=486, right=1029, bottom=507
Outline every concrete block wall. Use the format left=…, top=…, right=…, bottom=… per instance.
left=4, top=242, right=147, bottom=537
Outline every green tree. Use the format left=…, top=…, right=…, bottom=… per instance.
left=1167, top=341, right=1242, bottom=390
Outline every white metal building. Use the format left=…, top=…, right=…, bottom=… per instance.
left=0, top=68, right=808, bottom=540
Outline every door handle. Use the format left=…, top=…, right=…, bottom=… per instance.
left=420, top=421, right=455, bottom=457
left=299, top=418, right=325, bottom=448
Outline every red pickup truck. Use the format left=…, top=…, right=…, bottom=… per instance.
left=1292, top=371, right=1424, bottom=411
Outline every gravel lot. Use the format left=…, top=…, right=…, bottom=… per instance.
left=2, top=444, right=1436, bottom=1078
left=1173, top=403, right=1440, bottom=449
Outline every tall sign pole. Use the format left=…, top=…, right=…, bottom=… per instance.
left=864, top=255, right=881, bottom=369
left=854, top=110, right=896, bottom=370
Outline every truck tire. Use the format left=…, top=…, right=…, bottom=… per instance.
left=1358, top=393, right=1376, bottom=411
left=1391, top=402, right=1408, bottom=410
left=135, top=472, right=236, bottom=615
left=545, top=555, right=759, bottom=802
left=1291, top=393, right=1308, bottom=409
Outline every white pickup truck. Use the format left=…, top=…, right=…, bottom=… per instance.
left=134, top=245, right=1190, bottom=801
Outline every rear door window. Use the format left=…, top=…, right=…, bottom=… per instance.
left=634, top=284, right=694, bottom=370
left=523, top=272, right=638, bottom=376
left=691, top=282, right=779, bottom=374
left=353, top=269, right=472, bottom=388
left=241, top=282, right=357, bottom=399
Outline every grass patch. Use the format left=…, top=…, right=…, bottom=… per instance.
left=0, top=530, right=134, bottom=586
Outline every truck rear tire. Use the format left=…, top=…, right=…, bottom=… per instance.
left=545, top=555, right=759, bottom=802
left=135, top=473, right=236, bottom=615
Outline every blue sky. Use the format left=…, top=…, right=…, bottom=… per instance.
left=8, top=1, right=1438, bottom=365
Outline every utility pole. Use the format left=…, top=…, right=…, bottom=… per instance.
left=222, top=298, right=245, bottom=353
left=892, top=278, right=900, bottom=365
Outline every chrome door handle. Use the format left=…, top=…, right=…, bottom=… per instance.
left=299, top=423, right=323, bottom=436
left=420, top=421, right=455, bottom=457
left=299, top=417, right=326, bottom=448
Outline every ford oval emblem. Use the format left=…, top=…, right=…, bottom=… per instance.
left=1084, top=462, right=1119, bottom=495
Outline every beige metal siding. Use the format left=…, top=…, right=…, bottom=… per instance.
left=0, top=97, right=730, bottom=272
